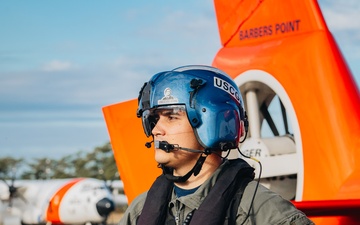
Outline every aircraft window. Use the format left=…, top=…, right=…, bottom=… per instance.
left=236, top=78, right=300, bottom=201
left=261, top=95, right=293, bottom=138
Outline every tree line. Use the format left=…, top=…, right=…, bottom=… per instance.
left=0, top=142, right=119, bottom=181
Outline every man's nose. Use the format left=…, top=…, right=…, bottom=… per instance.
left=152, top=116, right=165, bottom=136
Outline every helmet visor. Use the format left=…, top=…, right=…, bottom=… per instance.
left=141, top=105, right=186, bottom=137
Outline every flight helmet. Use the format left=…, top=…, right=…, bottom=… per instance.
left=137, top=65, right=246, bottom=151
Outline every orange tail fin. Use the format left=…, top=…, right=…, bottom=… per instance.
left=103, top=100, right=160, bottom=203
left=213, top=0, right=360, bottom=223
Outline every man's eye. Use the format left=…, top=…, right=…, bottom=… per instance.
left=168, top=114, right=180, bottom=120
left=154, top=115, right=160, bottom=122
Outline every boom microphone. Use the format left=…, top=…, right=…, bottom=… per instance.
left=155, top=140, right=175, bottom=153
left=154, top=140, right=204, bottom=154
left=145, top=140, right=153, bottom=148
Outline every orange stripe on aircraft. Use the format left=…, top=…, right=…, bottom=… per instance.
left=46, top=178, right=84, bottom=224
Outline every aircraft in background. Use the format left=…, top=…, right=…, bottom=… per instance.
left=0, top=177, right=127, bottom=225
left=102, top=0, right=360, bottom=224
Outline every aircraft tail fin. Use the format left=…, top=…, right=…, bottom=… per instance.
left=212, top=1, right=360, bottom=224
left=214, top=0, right=328, bottom=47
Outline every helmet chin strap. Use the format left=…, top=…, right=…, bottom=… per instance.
left=161, top=154, right=208, bottom=183
left=147, top=140, right=211, bottom=183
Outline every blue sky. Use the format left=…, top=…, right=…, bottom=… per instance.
left=0, top=0, right=359, bottom=160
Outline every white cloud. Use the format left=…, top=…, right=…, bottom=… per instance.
left=41, top=60, right=75, bottom=72
left=318, top=0, right=360, bottom=73
left=320, top=0, right=360, bottom=31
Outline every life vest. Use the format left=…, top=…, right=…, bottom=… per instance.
left=137, top=158, right=255, bottom=225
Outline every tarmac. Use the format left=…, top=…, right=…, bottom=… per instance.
left=107, top=211, right=124, bottom=225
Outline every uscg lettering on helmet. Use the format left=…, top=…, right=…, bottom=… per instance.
left=214, top=77, right=240, bottom=103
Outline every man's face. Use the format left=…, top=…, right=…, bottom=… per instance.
left=150, top=106, right=203, bottom=174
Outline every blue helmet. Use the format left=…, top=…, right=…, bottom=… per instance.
left=137, top=65, right=246, bottom=151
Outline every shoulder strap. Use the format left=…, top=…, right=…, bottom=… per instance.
left=137, top=174, right=173, bottom=225
left=225, top=176, right=253, bottom=225
left=189, top=159, right=254, bottom=225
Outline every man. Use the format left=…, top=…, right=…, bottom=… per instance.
left=119, top=65, right=313, bottom=225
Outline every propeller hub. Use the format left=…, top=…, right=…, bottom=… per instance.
left=96, top=197, right=115, bottom=217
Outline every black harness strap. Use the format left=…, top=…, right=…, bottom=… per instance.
left=137, top=175, right=173, bottom=225
left=224, top=176, right=253, bottom=225
left=188, top=159, right=254, bottom=225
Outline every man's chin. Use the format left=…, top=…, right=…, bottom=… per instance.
left=154, top=154, right=170, bottom=165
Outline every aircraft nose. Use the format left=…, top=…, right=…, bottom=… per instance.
left=96, top=197, right=115, bottom=217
